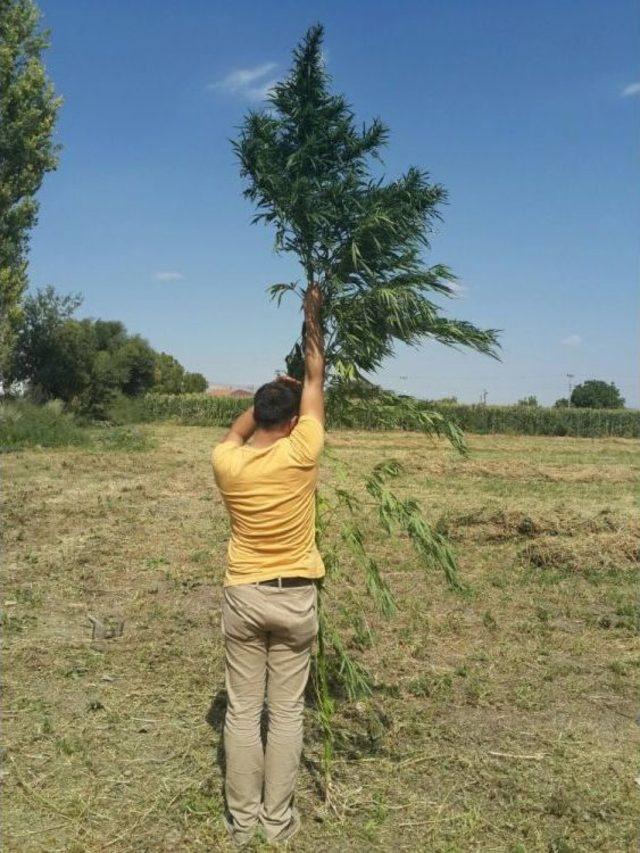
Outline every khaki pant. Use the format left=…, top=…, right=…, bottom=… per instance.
left=221, top=581, right=318, bottom=842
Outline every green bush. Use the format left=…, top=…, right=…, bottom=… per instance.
left=136, top=394, right=640, bottom=438
left=0, top=399, right=88, bottom=451
left=0, top=400, right=155, bottom=452
left=107, top=392, right=157, bottom=425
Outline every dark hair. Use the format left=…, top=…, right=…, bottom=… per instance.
left=254, top=381, right=301, bottom=428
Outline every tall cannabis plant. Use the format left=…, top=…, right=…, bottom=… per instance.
left=234, top=24, right=499, bottom=788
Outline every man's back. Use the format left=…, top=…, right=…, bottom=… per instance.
left=212, top=415, right=325, bottom=586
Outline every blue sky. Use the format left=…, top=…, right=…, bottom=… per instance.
left=32, top=0, right=639, bottom=405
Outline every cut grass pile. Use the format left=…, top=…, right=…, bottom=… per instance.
left=3, top=427, right=639, bottom=851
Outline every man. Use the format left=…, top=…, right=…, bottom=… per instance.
left=211, top=283, right=325, bottom=846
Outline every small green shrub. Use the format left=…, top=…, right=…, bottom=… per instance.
left=0, top=400, right=88, bottom=451
left=0, top=400, right=154, bottom=452
left=92, top=425, right=154, bottom=452
left=107, top=392, right=157, bottom=425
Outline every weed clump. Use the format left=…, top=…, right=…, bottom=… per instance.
left=0, top=400, right=88, bottom=451
left=0, top=400, right=154, bottom=452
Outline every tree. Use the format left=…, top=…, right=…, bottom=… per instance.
left=11, top=285, right=202, bottom=407
left=182, top=371, right=208, bottom=393
left=571, top=380, right=624, bottom=409
left=517, top=395, right=538, bottom=407
left=234, top=24, right=498, bottom=385
left=10, top=285, right=82, bottom=395
left=92, top=319, right=128, bottom=352
left=115, top=336, right=157, bottom=397
left=0, top=0, right=61, bottom=379
left=234, top=24, right=500, bottom=787
left=152, top=352, right=184, bottom=395
left=554, top=397, right=569, bottom=408
left=11, top=289, right=116, bottom=413
left=12, top=286, right=159, bottom=414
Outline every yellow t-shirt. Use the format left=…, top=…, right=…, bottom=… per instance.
left=211, top=415, right=325, bottom=586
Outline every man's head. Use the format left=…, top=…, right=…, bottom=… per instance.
left=253, top=381, right=301, bottom=433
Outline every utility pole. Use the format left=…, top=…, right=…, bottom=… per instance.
left=391, top=375, right=408, bottom=395
left=566, top=373, right=574, bottom=407
left=480, top=389, right=488, bottom=406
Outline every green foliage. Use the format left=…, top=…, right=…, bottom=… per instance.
left=150, top=354, right=208, bottom=395
left=311, top=602, right=336, bottom=777
left=0, top=399, right=154, bottom=451
left=426, top=402, right=639, bottom=438
left=10, top=284, right=82, bottom=392
left=0, top=0, right=61, bottom=378
left=365, top=460, right=464, bottom=592
left=0, top=398, right=86, bottom=450
left=517, top=395, right=538, bottom=407
left=114, top=336, right=157, bottom=397
left=554, top=398, right=569, bottom=409
left=151, top=352, right=184, bottom=395
left=9, top=287, right=156, bottom=415
left=138, top=393, right=640, bottom=438
left=141, top=392, right=247, bottom=424
left=309, top=451, right=466, bottom=785
left=106, top=393, right=157, bottom=425
left=327, top=382, right=467, bottom=453
left=182, top=371, right=208, bottom=393
left=234, top=23, right=499, bottom=382
left=571, top=379, right=624, bottom=410
left=9, top=287, right=207, bottom=415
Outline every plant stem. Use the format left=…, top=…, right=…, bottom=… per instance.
left=313, top=592, right=334, bottom=794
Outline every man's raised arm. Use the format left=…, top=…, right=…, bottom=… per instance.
left=299, top=283, right=325, bottom=425
left=219, top=405, right=257, bottom=446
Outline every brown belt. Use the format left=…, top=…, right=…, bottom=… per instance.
left=255, top=577, right=315, bottom=588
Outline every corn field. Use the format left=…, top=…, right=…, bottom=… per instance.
left=140, top=394, right=640, bottom=438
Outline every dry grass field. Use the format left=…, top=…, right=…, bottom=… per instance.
left=3, top=425, right=639, bottom=851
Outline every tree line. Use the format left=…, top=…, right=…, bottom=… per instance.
left=446, top=382, right=627, bottom=410
left=516, top=382, right=626, bottom=410
left=5, top=286, right=207, bottom=415
left=0, top=2, right=206, bottom=415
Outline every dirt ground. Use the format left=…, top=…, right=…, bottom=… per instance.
left=3, top=425, right=639, bottom=851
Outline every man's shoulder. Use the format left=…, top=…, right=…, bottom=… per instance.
left=212, top=440, right=240, bottom=469
left=286, top=415, right=324, bottom=466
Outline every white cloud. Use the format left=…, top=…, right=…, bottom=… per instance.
left=245, top=78, right=278, bottom=101
left=209, top=62, right=277, bottom=101
left=154, top=271, right=184, bottom=282
left=621, top=82, right=640, bottom=98
left=561, top=334, right=582, bottom=347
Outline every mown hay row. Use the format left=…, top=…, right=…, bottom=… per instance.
left=437, top=507, right=634, bottom=542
